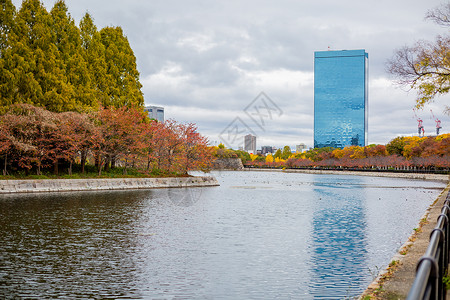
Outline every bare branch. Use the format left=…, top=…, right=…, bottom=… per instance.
left=425, top=2, right=450, bottom=27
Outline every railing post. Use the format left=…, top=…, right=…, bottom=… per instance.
left=407, top=191, right=450, bottom=300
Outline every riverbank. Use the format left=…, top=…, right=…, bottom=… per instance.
left=241, top=168, right=450, bottom=182
left=360, top=183, right=450, bottom=299
left=0, top=176, right=219, bottom=194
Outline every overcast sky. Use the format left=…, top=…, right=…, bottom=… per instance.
left=12, top=0, right=450, bottom=149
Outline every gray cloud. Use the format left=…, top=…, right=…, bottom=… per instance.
left=12, top=0, right=450, bottom=149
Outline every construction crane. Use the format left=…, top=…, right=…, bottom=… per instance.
left=430, top=109, right=442, bottom=135
left=413, top=109, right=425, bottom=137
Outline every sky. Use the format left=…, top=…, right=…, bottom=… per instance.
left=11, top=0, right=450, bottom=149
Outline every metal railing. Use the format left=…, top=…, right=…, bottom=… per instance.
left=407, top=191, right=450, bottom=300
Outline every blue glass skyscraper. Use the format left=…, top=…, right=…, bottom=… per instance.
left=314, top=49, right=368, bottom=148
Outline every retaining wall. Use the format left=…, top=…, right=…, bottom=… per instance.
left=0, top=176, right=219, bottom=194
left=212, top=158, right=244, bottom=170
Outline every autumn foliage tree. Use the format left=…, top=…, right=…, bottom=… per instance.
left=387, top=2, right=450, bottom=113
left=0, top=103, right=212, bottom=176
left=245, top=135, right=450, bottom=171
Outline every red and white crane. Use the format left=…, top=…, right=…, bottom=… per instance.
left=430, top=109, right=442, bottom=135
left=413, top=109, right=425, bottom=137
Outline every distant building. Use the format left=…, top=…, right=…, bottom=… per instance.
left=244, top=134, right=257, bottom=154
left=296, top=144, right=307, bottom=153
left=261, top=146, right=273, bottom=155
left=144, top=106, right=164, bottom=122
left=314, top=49, right=368, bottom=148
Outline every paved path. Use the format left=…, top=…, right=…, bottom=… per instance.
left=360, top=183, right=450, bottom=299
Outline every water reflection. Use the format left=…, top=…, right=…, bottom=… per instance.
left=0, top=191, right=149, bottom=299
left=0, top=172, right=446, bottom=299
left=309, top=176, right=368, bottom=299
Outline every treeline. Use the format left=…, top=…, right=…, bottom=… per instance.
left=0, top=0, right=143, bottom=112
left=0, top=104, right=212, bottom=176
left=243, top=135, right=450, bottom=171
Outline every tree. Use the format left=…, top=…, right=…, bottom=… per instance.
left=94, top=106, right=147, bottom=174
left=55, top=111, right=98, bottom=175
left=386, top=136, right=406, bottom=156
left=265, top=153, right=274, bottom=163
left=387, top=3, right=450, bottom=112
left=79, top=12, right=107, bottom=109
left=177, top=123, right=212, bottom=174
left=274, top=148, right=282, bottom=159
left=50, top=0, right=95, bottom=112
left=0, top=0, right=15, bottom=53
left=2, top=104, right=58, bottom=175
left=0, top=117, right=13, bottom=175
left=99, top=26, right=144, bottom=108
left=281, top=145, right=292, bottom=160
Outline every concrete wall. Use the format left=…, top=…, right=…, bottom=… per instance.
left=0, top=176, right=219, bottom=194
left=283, top=169, right=450, bottom=182
left=212, top=158, right=244, bottom=170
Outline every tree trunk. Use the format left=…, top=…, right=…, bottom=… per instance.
left=3, top=153, right=7, bottom=176
left=96, top=152, right=103, bottom=176
left=81, top=150, right=87, bottom=174
left=69, top=160, right=73, bottom=176
left=95, top=154, right=99, bottom=169
left=104, top=156, right=111, bottom=172
left=123, top=158, right=128, bottom=175
left=53, top=159, right=59, bottom=175
left=98, top=160, right=103, bottom=176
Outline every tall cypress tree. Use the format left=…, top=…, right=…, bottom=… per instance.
left=100, top=26, right=144, bottom=108
left=2, top=0, right=71, bottom=112
left=80, top=12, right=107, bottom=109
left=0, top=0, right=16, bottom=109
left=0, top=0, right=15, bottom=53
left=51, top=0, right=95, bottom=112
left=1, top=1, right=144, bottom=112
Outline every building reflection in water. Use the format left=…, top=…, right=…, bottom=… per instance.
left=308, top=176, right=369, bottom=299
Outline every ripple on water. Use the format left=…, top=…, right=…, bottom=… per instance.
left=0, top=171, right=445, bottom=299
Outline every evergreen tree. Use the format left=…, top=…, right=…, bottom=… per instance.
left=0, top=1, right=144, bottom=112
left=99, top=26, right=144, bottom=108
left=0, top=0, right=15, bottom=53
left=281, top=145, right=292, bottom=160
left=0, top=0, right=16, bottom=110
left=50, top=0, right=95, bottom=111
left=274, top=148, right=282, bottom=159
left=79, top=12, right=107, bottom=109
left=1, top=0, right=70, bottom=111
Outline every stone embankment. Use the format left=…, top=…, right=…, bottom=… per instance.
left=212, top=158, right=244, bottom=170
left=361, top=183, right=450, bottom=299
left=249, top=168, right=449, bottom=182
left=0, top=176, right=219, bottom=194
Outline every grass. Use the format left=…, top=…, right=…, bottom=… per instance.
left=0, top=165, right=191, bottom=180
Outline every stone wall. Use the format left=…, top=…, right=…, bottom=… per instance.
left=212, top=158, right=244, bottom=170
left=0, top=176, right=219, bottom=194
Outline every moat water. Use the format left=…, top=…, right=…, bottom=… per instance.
left=0, top=171, right=446, bottom=299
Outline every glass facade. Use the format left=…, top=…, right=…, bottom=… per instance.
left=314, top=50, right=368, bottom=148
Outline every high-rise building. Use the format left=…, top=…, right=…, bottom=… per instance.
left=244, top=134, right=256, bottom=154
left=314, top=49, right=368, bottom=148
left=261, top=146, right=273, bottom=155
left=144, top=106, right=164, bottom=122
